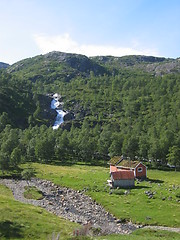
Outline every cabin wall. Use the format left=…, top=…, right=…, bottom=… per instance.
left=135, top=163, right=147, bottom=178
left=113, top=179, right=134, bottom=188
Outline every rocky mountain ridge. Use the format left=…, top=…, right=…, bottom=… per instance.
left=91, top=55, right=180, bottom=76
left=7, top=51, right=108, bottom=82
left=4, top=52, right=180, bottom=80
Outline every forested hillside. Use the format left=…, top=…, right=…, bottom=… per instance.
left=0, top=62, right=9, bottom=69
left=0, top=52, right=180, bottom=172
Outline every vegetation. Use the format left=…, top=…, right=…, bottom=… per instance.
left=23, top=186, right=43, bottom=200
left=99, top=229, right=180, bottom=240
left=0, top=52, right=180, bottom=238
left=21, top=166, right=36, bottom=185
left=0, top=165, right=179, bottom=239
left=0, top=184, right=78, bottom=239
left=30, top=163, right=180, bottom=227
left=0, top=52, right=180, bottom=169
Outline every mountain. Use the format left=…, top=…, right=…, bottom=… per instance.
left=91, top=55, right=167, bottom=66
left=7, top=51, right=108, bottom=83
left=7, top=52, right=180, bottom=80
left=0, top=51, right=180, bottom=165
left=0, top=62, right=9, bottom=69
left=1, top=51, right=180, bottom=129
left=91, top=55, right=180, bottom=76
left=6, top=52, right=180, bottom=84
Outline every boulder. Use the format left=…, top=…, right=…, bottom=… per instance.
left=63, top=112, right=75, bottom=121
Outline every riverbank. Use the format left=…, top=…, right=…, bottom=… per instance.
left=0, top=178, right=138, bottom=235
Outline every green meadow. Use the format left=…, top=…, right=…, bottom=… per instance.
left=0, top=184, right=78, bottom=239
left=0, top=163, right=179, bottom=239
left=33, top=163, right=180, bottom=227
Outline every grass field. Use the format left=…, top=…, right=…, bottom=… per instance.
left=0, top=163, right=180, bottom=239
left=99, top=229, right=180, bottom=240
left=32, top=163, right=180, bottom=227
left=0, top=184, right=78, bottom=239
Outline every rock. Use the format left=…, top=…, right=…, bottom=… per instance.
left=124, top=190, right=130, bottom=195
left=0, top=178, right=138, bottom=235
left=63, top=112, right=75, bottom=121
left=116, top=218, right=126, bottom=224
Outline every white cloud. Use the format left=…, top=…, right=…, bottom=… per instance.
left=33, top=33, right=159, bottom=57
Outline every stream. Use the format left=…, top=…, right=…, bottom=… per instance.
left=51, top=94, right=67, bottom=130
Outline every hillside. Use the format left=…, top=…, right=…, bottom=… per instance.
left=0, top=62, right=9, bottom=69
left=7, top=51, right=108, bottom=83
left=0, top=51, right=179, bottom=167
left=92, top=55, right=180, bottom=76
left=7, top=53, right=180, bottom=79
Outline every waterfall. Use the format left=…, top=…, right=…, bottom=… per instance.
left=51, top=95, right=66, bottom=130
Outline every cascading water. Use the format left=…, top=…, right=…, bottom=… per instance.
left=51, top=94, right=66, bottom=130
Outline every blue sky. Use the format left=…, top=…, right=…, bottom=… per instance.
left=0, top=0, right=180, bottom=64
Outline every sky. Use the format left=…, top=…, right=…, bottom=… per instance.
left=0, top=0, right=180, bottom=64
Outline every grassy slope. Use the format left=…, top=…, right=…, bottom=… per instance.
left=32, top=163, right=180, bottom=227
left=99, top=229, right=180, bottom=240
left=0, top=184, right=78, bottom=239
left=1, top=164, right=179, bottom=240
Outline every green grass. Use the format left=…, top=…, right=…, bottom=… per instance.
left=0, top=184, right=78, bottom=239
left=1, top=164, right=180, bottom=239
left=31, top=163, right=180, bottom=227
left=98, top=229, right=180, bottom=240
left=24, top=186, right=44, bottom=200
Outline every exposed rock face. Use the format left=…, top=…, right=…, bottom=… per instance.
left=63, top=112, right=75, bottom=121
left=8, top=51, right=108, bottom=79
left=145, top=60, right=180, bottom=76
left=92, top=55, right=180, bottom=76
left=61, top=120, right=81, bottom=131
left=44, top=51, right=107, bottom=76
left=37, top=94, right=57, bottom=126
left=91, top=55, right=167, bottom=66
left=0, top=178, right=138, bottom=235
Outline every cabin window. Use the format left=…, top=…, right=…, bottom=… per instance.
left=137, top=167, right=143, bottom=172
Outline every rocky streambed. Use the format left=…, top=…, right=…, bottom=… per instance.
left=0, top=178, right=138, bottom=235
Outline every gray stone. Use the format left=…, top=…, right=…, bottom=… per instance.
left=0, top=178, right=138, bottom=235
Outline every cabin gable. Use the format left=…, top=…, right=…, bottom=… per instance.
left=134, top=162, right=147, bottom=179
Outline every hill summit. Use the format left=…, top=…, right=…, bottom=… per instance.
left=6, top=51, right=180, bottom=79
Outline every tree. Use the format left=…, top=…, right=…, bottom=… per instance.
left=35, top=137, right=55, bottom=163
left=33, top=101, right=41, bottom=120
left=10, top=147, right=21, bottom=169
left=55, top=130, right=70, bottom=161
left=122, top=135, right=139, bottom=159
left=98, top=125, right=112, bottom=158
left=1, top=128, right=19, bottom=155
left=109, top=133, right=123, bottom=157
left=26, top=138, right=36, bottom=162
left=166, top=145, right=180, bottom=171
left=21, top=166, right=36, bottom=185
left=0, top=152, right=10, bottom=175
left=0, top=112, right=10, bottom=131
